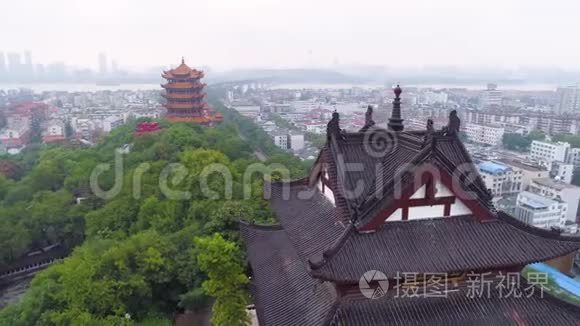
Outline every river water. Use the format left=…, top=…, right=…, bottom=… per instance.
left=0, top=83, right=159, bottom=92
left=0, top=82, right=563, bottom=93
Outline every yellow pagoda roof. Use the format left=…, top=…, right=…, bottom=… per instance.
left=163, top=58, right=204, bottom=79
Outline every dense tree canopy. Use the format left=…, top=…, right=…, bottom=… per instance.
left=0, top=94, right=309, bottom=324
left=502, top=130, right=546, bottom=152
left=552, top=133, right=580, bottom=148
left=195, top=234, right=249, bottom=326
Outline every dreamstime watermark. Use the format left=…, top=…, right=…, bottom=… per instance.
left=89, top=149, right=294, bottom=201
left=363, top=127, right=398, bottom=159
left=87, top=138, right=484, bottom=203
left=358, top=271, right=549, bottom=300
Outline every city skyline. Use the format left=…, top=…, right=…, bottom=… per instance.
left=1, top=0, right=580, bottom=70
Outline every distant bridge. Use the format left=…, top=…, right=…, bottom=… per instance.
left=210, top=78, right=273, bottom=90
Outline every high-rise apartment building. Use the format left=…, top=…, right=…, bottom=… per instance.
left=98, top=52, right=108, bottom=75
left=556, top=85, right=580, bottom=114
left=7, top=52, right=21, bottom=75
left=0, top=52, right=6, bottom=75
left=23, top=51, right=33, bottom=77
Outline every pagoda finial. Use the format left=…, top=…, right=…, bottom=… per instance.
left=181, top=56, right=185, bottom=64
left=388, top=84, right=404, bottom=132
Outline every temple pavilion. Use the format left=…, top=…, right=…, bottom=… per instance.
left=241, top=86, right=580, bottom=325
left=161, top=58, right=222, bottom=124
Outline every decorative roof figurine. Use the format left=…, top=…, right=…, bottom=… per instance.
left=326, top=111, right=341, bottom=140
left=444, top=110, right=461, bottom=136
left=360, top=105, right=375, bottom=132
left=423, top=118, right=435, bottom=148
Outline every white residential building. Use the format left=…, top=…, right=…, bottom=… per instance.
left=305, top=123, right=326, bottom=134
left=529, top=178, right=580, bottom=223
left=567, top=147, right=580, bottom=167
left=478, top=161, right=522, bottom=197
left=45, top=120, right=64, bottom=136
left=5, top=114, right=31, bottom=128
left=72, top=118, right=96, bottom=140
left=0, top=124, right=29, bottom=149
left=550, top=162, right=574, bottom=184
left=260, top=121, right=276, bottom=132
left=420, top=91, right=448, bottom=105
left=288, top=132, right=305, bottom=151
left=530, top=140, right=570, bottom=165
left=42, top=119, right=66, bottom=143
left=102, top=116, right=124, bottom=133
left=132, top=111, right=162, bottom=120
left=464, top=123, right=504, bottom=146
left=496, top=159, right=549, bottom=191
left=272, top=132, right=288, bottom=150
left=556, top=85, right=580, bottom=114
left=515, top=191, right=567, bottom=229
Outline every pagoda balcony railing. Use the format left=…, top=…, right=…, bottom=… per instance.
left=166, top=97, right=205, bottom=103
left=161, top=92, right=206, bottom=99
left=161, top=82, right=206, bottom=89
left=164, top=103, right=208, bottom=110
left=163, top=77, right=203, bottom=83
left=165, top=89, right=203, bottom=94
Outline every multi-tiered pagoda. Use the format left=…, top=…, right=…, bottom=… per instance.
left=242, top=86, right=580, bottom=325
left=161, top=58, right=222, bottom=124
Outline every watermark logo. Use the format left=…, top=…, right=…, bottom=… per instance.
left=363, top=127, right=397, bottom=158
left=358, top=271, right=549, bottom=300
left=359, top=270, right=389, bottom=299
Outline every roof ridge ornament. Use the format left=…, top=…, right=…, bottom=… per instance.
left=423, top=118, right=435, bottom=148
left=443, top=110, right=460, bottom=136
left=360, top=105, right=375, bottom=132
left=181, top=56, right=185, bottom=64
left=365, top=105, right=375, bottom=127
left=326, top=110, right=342, bottom=140
left=387, top=84, right=404, bottom=131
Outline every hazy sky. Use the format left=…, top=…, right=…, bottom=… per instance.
left=1, top=0, right=579, bottom=70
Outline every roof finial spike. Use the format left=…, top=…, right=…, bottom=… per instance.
left=181, top=56, right=185, bottom=64
left=394, top=84, right=402, bottom=99
left=388, top=84, right=404, bottom=132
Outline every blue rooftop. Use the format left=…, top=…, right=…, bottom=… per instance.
left=529, top=262, right=580, bottom=297
left=525, top=200, right=548, bottom=209
left=478, top=161, right=511, bottom=175
left=519, top=191, right=557, bottom=210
